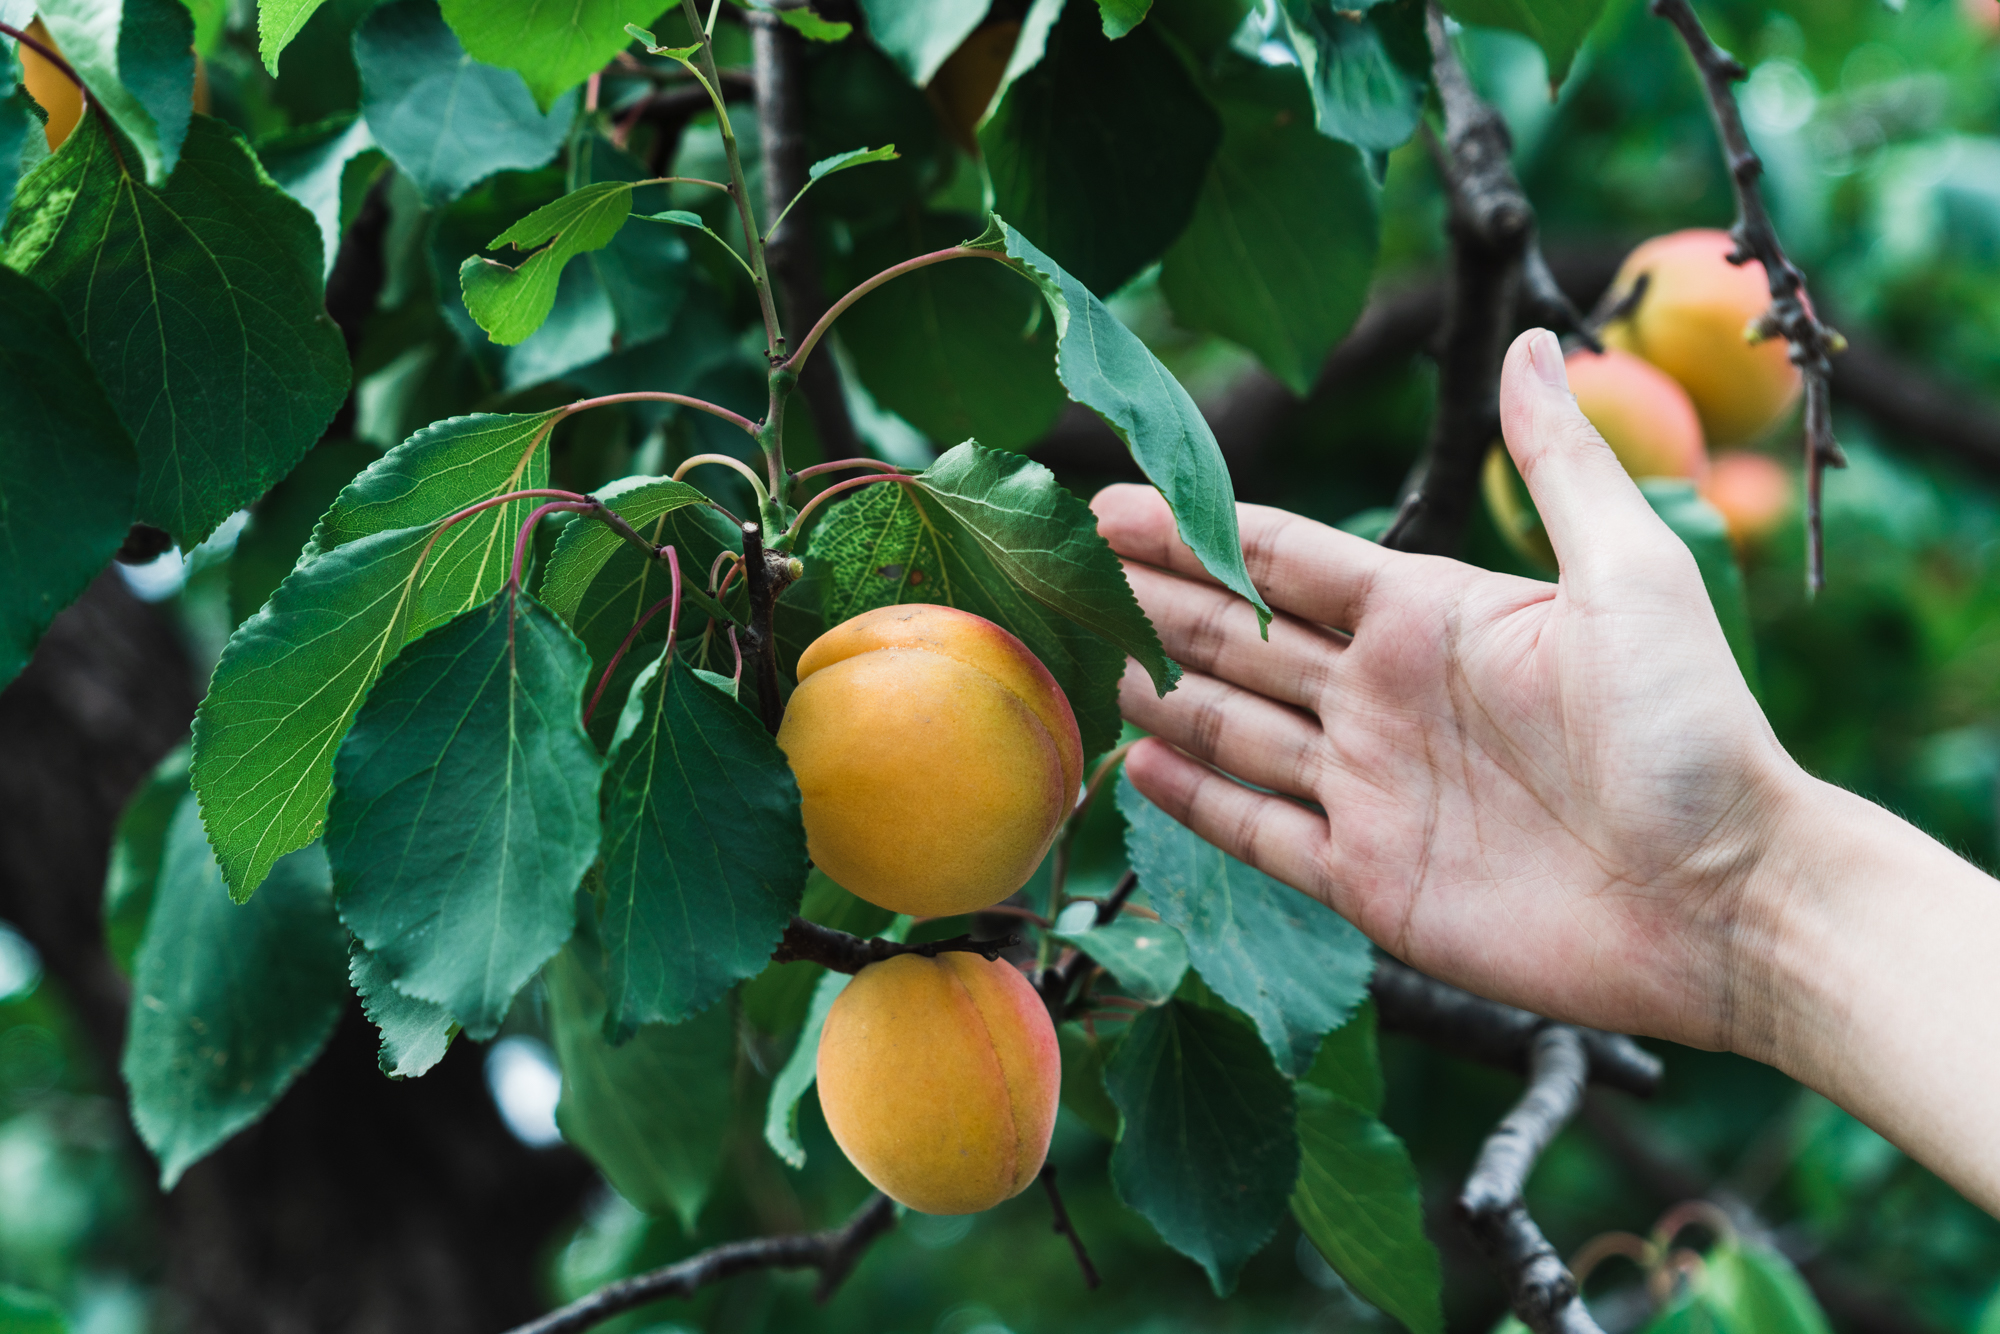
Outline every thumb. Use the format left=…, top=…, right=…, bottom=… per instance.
left=1498, top=328, right=1682, bottom=585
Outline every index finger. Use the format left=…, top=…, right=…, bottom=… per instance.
left=1090, top=483, right=1398, bottom=633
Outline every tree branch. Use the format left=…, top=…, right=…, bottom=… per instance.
left=499, top=1192, right=896, bottom=1334
left=738, top=520, right=787, bottom=733
left=749, top=9, right=863, bottom=466
left=1369, top=955, right=1662, bottom=1098
left=1459, top=1025, right=1606, bottom=1334
left=769, top=916, right=1021, bottom=974
left=1382, top=3, right=1591, bottom=556
left=1651, top=0, right=1848, bottom=593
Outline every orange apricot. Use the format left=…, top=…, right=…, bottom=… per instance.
left=816, top=952, right=1060, bottom=1214
left=1601, top=229, right=1803, bottom=447
left=1701, top=450, right=1792, bottom=547
left=1566, top=346, right=1710, bottom=482
left=777, top=604, right=1082, bottom=918
left=927, top=22, right=1020, bottom=154
left=17, top=19, right=83, bottom=152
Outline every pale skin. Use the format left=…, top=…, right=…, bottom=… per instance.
left=1097, top=327, right=2000, bottom=1214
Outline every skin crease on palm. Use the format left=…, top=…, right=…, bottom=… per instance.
left=1096, top=327, right=2000, bottom=1213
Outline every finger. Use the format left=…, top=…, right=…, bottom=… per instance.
left=1091, top=483, right=1398, bottom=633
left=1122, top=561, right=1346, bottom=711
left=1117, top=660, right=1328, bottom=801
left=1497, top=329, right=1685, bottom=587
left=1123, top=738, right=1334, bottom=903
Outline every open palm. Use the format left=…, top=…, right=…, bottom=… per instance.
left=1097, top=330, right=1799, bottom=1053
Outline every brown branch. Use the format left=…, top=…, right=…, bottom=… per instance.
left=1039, top=1164, right=1101, bottom=1290
left=738, top=521, right=786, bottom=733
left=1458, top=1026, right=1606, bottom=1334
left=1382, top=4, right=1591, bottom=556
left=770, top=916, right=1021, bottom=974
left=748, top=10, right=863, bottom=466
left=1370, top=955, right=1662, bottom=1098
left=498, top=1192, right=896, bottom=1334
left=1651, top=0, right=1847, bottom=593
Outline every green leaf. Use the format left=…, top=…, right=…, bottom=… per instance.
left=261, top=113, right=381, bottom=279
left=0, top=1285, right=68, bottom=1334
left=838, top=214, right=1067, bottom=453
left=349, top=941, right=455, bottom=1078
left=442, top=0, right=664, bottom=109
left=808, top=144, right=899, bottom=181
left=103, top=746, right=190, bottom=979
left=258, top=0, right=334, bottom=74
left=1050, top=901, right=1188, bottom=1003
left=780, top=6, right=852, bottom=41
left=1160, top=60, right=1380, bottom=395
left=981, top=0, right=1221, bottom=296
left=539, top=474, right=736, bottom=746
left=1056, top=1022, right=1122, bottom=1139
left=597, top=653, right=806, bottom=1038
left=635, top=208, right=754, bottom=280
left=1104, top=999, right=1298, bottom=1295
left=193, top=411, right=558, bottom=900
left=461, top=181, right=635, bottom=345
left=857, top=0, right=986, bottom=84
left=1443, top=0, right=1604, bottom=88
left=122, top=797, right=349, bottom=1189
left=1700, top=1240, right=1832, bottom=1334
left=0, top=265, right=138, bottom=688
left=1639, top=479, right=1760, bottom=696
left=1120, top=774, right=1372, bottom=1075
left=0, top=48, right=48, bottom=218
left=356, top=0, right=578, bottom=206
left=38, top=0, right=194, bottom=183
left=1283, top=0, right=1431, bottom=153
left=1291, top=1085, right=1444, bottom=1334
left=1098, top=0, right=1153, bottom=38
left=228, top=438, right=382, bottom=627
left=1, top=114, right=350, bottom=548
left=811, top=442, right=1143, bottom=758
left=765, top=965, right=847, bottom=1169
left=624, top=24, right=697, bottom=59
left=328, top=588, right=603, bottom=1040
left=971, top=218, right=1271, bottom=629
left=547, top=945, right=734, bottom=1229
left=1302, top=999, right=1383, bottom=1114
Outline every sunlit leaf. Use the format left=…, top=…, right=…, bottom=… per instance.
left=461, top=181, right=635, bottom=345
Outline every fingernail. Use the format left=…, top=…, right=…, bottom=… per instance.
left=1529, top=329, right=1568, bottom=389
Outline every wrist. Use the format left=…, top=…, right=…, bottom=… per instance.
left=1718, top=767, right=2000, bottom=1210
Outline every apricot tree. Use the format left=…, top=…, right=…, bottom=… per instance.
left=0, top=0, right=1933, bottom=1331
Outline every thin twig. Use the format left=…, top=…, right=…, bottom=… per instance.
left=1458, top=1025, right=1606, bottom=1334
left=1651, top=0, right=1847, bottom=593
left=1038, top=869, right=1140, bottom=1019
left=1039, top=1164, right=1101, bottom=1289
left=769, top=917, right=1021, bottom=974
left=498, top=1192, right=896, bottom=1334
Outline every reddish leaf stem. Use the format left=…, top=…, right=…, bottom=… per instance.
left=782, top=247, right=1007, bottom=374
left=0, top=23, right=81, bottom=90
left=583, top=546, right=683, bottom=728
left=563, top=389, right=760, bottom=438
left=783, top=472, right=920, bottom=540
left=791, top=457, right=909, bottom=481
left=511, top=501, right=596, bottom=589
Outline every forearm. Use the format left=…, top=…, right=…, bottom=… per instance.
left=1732, top=774, right=2000, bottom=1214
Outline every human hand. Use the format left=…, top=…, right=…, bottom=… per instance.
left=1096, top=327, right=1806, bottom=1053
